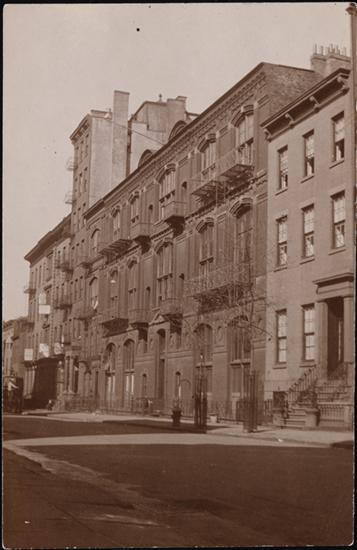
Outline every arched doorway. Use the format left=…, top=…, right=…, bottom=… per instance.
left=123, top=340, right=135, bottom=410
left=103, top=343, right=116, bottom=408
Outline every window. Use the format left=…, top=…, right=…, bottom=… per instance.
left=302, top=205, right=314, bottom=258
left=89, top=278, right=98, bottom=309
left=303, top=305, right=315, bottom=361
left=91, top=229, right=99, bottom=256
left=113, top=209, right=120, bottom=234
left=278, top=146, right=288, bottom=190
left=159, top=169, right=176, bottom=220
left=304, top=132, right=314, bottom=177
left=234, top=208, right=252, bottom=265
left=229, top=317, right=251, bottom=362
left=157, top=243, right=173, bottom=304
left=128, top=262, right=137, bottom=311
left=236, top=113, right=254, bottom=165
left=332, top=192, right=345, bottom=248
left=277, top=310, right=287, bottom=363
left=130, top=195, right=139, bottom=225
left=201, top=140, right=216, bottom=171
left=109, top=270, right=119, bottom=312
left=277, top=217, right=287, bottom=266
left=199, top=223, right=214, bottom=278
left=333, top=113, right=345, bottom=161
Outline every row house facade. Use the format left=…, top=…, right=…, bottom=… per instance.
left=263, top=56, right=354, bottom=426
left=23, top=215, right=71, bottom=408
left=61, top=61, right=323, bottom=417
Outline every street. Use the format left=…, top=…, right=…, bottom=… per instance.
left=3, top=415, right=354, bottom=548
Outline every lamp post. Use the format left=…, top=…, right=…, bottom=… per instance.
left=194, top=353, right=207, bottom=431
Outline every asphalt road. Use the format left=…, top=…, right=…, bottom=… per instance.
left=3, top=415, right=354, bottom=548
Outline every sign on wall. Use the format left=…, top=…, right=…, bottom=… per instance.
left=39, top=343, right=49, bottom=358
left=24, top=348, right=34, bottom=361
left=39, top=304, right=51, bottom=315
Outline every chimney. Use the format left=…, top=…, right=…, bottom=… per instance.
left=311, top=44, right=351, bottom=77
left=111, top=90, right=129, bottom=188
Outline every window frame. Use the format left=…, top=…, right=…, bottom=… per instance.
left=303, top=131, right=315, bottom=177
left=278, top=146, right=288, bottom=190
left=302, top=304, right=315, bottom=361
left=302, top=205, right=315, bottom=258
left=332, top=112, right=345, bottom=162
left=276, top=310, right=287, bottom=364
left=332, top=192, right=346, bottom=249
left=277, top=216, right=288, bottom=267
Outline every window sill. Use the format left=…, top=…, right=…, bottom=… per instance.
left=301, top=174, right=315, bottom=184
left=300, top=361, right=316, bottom=368
left=273, top=363, right=287, bottom=369
left=329, top=158, right=344, bottom=169
left=275, top=187, right=288, bottom=196
left=300, top=256, right=315, bottom=265
left=274, top=264, right=288, bottom=272
left=328, top=246, right=346, bottom=256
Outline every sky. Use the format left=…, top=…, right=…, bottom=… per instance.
left=3, top=2, right=351, bottom=321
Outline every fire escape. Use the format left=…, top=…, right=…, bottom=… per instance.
left=98, top=217, right=132, bottom=261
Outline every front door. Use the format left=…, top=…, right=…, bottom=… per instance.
left=327, top=298, right=344, bottom=378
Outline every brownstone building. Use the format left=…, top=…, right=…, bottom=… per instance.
left=263, top=47, right=354, bottom=427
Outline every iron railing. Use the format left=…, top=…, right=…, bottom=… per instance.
left=286, top=366, right=318, bottom=407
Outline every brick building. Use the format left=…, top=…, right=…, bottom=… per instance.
left=23, top=215, right=71, bottom=408
left=263, top=47, right=354, bottom=427
left=59, top=61, right=322, bottom=417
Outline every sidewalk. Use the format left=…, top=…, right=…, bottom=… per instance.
left=21, top=409, right=354, bottom=448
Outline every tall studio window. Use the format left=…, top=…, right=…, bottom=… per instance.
left=159, top=168, right=176, bottom=220
left=157, top=243, right=173, bottom=304
left=276, top=310, right=287, bottom=363
left=302, top=205, right=314, bottom=258
left=302, top=305, right=315, bottom=361
left=199, top=223, right=214, bottom=278
left=332, top=113, right=345, bottom=162
left=278, top=146, right=288, bottom=190
left=236, top=113, right=254, bottom=165
left=332, top=192, right=345, bottom=249
left=277, top=217, right=287, bottom=266
left=304, top=131, right=315, bottom=177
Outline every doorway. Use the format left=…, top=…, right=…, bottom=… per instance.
left=327, top=298, right=344, bottom=378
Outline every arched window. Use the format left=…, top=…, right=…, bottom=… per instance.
left=91, top=229, right=100, bottom=257
left=234, top=110, right=254, bottom=165
left=138, top=149, right=153, bottom=167
left=169, top=120, right=187, bottom=140
left=198, top=222, right=214, bottom=278
left=157, top=242, right=173, bottom=305
left=158, top=167, right=176, bottom=220
left=89, top=277, right=98, bottom=309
